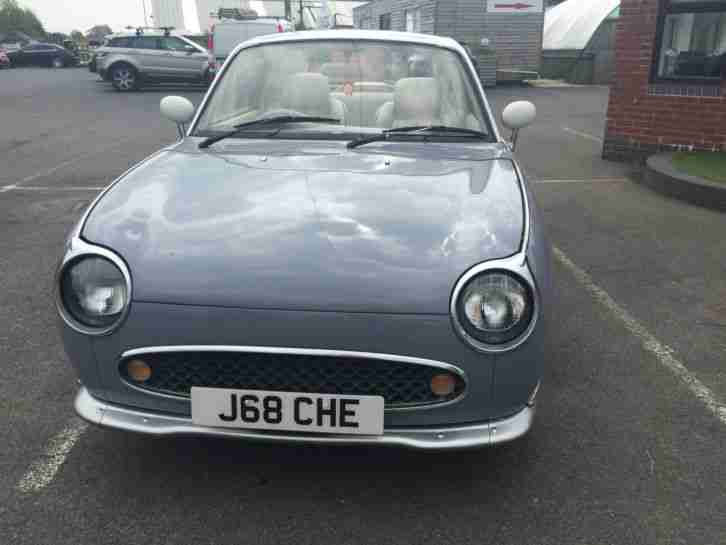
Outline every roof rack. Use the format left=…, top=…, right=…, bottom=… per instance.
left=124, top=25, right=176, bottom=37
left=212, top=7, right=287, bottom=21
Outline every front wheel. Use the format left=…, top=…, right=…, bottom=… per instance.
left=111, top=64, right=138, bottom=92
left=52, top=57, right=64, bottom=68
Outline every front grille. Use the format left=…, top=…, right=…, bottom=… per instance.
left=120, top=351, right=465, bottom=409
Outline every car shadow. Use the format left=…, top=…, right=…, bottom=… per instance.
left=76, top=426, right=540, bottom=496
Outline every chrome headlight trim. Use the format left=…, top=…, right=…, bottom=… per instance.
left=450, top=255, right=539, bottom=354
left=55, top=238, right=132, bottom=336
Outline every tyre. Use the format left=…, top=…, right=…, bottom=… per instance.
left=111, top=64, right=138, bottom=92
left=52, top=57, right=64, bottom=68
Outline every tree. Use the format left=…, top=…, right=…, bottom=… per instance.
left=85, top=24, right=112, bottom=43
left=0, top=0, right=46, bottom=38
left=70, top=30, right=84, bottom=45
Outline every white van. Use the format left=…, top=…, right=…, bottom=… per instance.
left=211, top=18, right=293, bottom=64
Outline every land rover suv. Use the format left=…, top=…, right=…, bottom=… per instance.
left=96, top=31, right=213, bottom=91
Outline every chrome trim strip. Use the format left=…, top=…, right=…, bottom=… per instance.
left=75, top=386, right=534, bottom=450
left=449, top=255, right=540, bottom=354
left=528, top=380, right=541, bottom=407
left=54, top=238, right=132, bottom=336
left=447, top=158, right=536, bottom=354
left=119, top=346, right=468, bottom=413
left=512, top=159, right=531, bottom=263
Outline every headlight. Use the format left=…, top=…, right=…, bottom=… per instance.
left=453, top=269, right=535, bottom=350
left=58, top=254, right=130, bottom=334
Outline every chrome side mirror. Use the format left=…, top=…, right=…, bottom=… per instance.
left=501, top=101, right=536, bottom=150
left=160, top=96, right=195, bottom=139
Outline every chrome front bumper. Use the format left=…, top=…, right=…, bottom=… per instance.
left=75, top=387, right=534, bottom=450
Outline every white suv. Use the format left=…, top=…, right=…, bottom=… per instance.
left=97, top=31, right=214, bottom=92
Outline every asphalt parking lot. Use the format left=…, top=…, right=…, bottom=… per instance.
left=1, top=67, right=725, bottom=545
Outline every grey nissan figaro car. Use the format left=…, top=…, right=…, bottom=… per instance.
left=57, top=30, right=550, bottom=449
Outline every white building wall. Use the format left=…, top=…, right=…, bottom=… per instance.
left=151, top=0, right=186, bottom=29
left=195, top=0, right=286, bottom=32
left=195, top=1, right=363, bottom=32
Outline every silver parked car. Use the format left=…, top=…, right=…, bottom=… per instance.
left=57, top=30, right=550, bottom=449
left=96, top=30, right=214, bottom=91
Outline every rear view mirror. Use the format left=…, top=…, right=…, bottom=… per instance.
left=160, top=96, right=195, bottom=138
left=501, top=101, right=536, bottom=150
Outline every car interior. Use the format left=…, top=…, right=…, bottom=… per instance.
left=199, top=42, right=487, bottom=135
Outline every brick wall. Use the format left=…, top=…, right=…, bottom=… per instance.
left=602, top=0, right=726, bottom=163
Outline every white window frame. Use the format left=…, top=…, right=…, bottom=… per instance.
left=405, top=8, right=422, bottom=33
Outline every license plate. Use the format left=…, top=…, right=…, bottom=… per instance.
left=191, top=387, right=385, bottom=436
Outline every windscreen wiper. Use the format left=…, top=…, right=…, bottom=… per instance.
left=198, top=115, right=341, bottom=149
left=346, top=125, right=489, bottom=149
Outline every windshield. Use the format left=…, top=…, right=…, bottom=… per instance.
left=194, top=39, right=491, bottom=139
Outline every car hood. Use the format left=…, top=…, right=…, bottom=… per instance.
left=82, top=141, right=524, bottom=314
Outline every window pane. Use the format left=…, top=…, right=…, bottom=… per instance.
left=196, top=40, right=488, bottom=135
left=405, top=9, right=421, bottom=32
left=110, top=37, right=131, bottom=48
left=160, top=37, right=190, bottom=51
left=133, top=37, right=159, bottom=50
left=670, top=0, right=726, bottom=5
left=658, top=12, right=726, bottom=78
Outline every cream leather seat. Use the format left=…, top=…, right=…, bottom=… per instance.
left=280, top=73, right=347, bottom=122
left=332, top=92, right=394, bottom=128
left=375, top=77, right=441, bottom=128
left=321, top=62, right=359, bottom=87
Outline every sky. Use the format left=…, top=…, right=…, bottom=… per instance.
left=20, top=1, right=364, bottom=35
left=19, top=0, right=201, bottom=34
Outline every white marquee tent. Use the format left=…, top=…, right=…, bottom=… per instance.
left=543, top=0, right=620, bottom=51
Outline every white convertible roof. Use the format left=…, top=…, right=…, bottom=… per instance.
left=543, top=0, right=619, bottom=51
left=243, top=29, right=462, bottom=51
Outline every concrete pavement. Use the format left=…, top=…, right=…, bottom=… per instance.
left=1, top=68, right=724, bottom=545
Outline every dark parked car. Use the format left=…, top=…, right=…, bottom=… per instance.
left=674, top=51, right=726, bottom=79
left=8, top=43, right=78, bottom=68
left=0, top=48, right=10, bottom=69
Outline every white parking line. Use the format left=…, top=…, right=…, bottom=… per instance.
left=13, top=247, right=724, bottom=496
left=2, top=134, right=137, bottom=190
left=553, top=246, right=726, bottom=426
left=16, top=420, right=88, bottom=494
left=561, top=126, right=604, bottom=143
left=16, top=156, right=91, bottom=185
